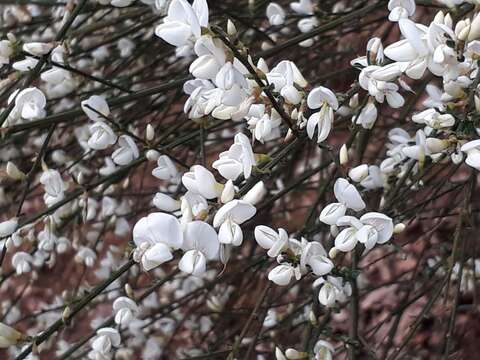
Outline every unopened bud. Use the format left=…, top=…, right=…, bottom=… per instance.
left=393, top=223, right=405, bottom=234
left=433, top=11, right=444, bottom=25
left=62, top=306, right=71, bottom=322
left=146, top=149, right=160, bottom=161
left=329, top=246, right=339, bottom=259
left=339, top=144, right=348, bottom=165
left=221, top=180, right=235, bottom=204
left=76, top=171, right=85, bottom=185
left=125, top=283, right=134, bottom=298
left=308, top=310, right=317, bottom=325
left=285, top=348, right=307, bottom=359
left=6, top=162, right=25, bottom=180
left=468, top=13, right=480, bottom=41
left=227, top=19, right=237, bottom=36
left=426, top=138, right=449, bottom=154
left=475, top=95, right=480, bottom=113
left=330, top=225, right=339, bottom=237
left=455, top=20, right=471, bottom=41
left=146, top=124, right=155, bottom=141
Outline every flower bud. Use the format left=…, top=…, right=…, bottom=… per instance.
left=125, top=283, right=134, bottom=298
left=339, top=144, right=348, bottom=165
left=62, top=306, right=71, bottom=322
left=221, top=180, right=235, bottom=204
left=146, top=149, right=160, bottom=162
left=328, top=247, right=339, bottom=259
left=285, top=348, right=307, bottom=359
left=468, top=13, right=480, bottom=41
left=393, top=223, right=405, bottom=234
left=426, top=138, right=449, bottom=154
left=76, top=171, right=85, bottom=185
left=275, top=347, right=287, bottom=360
left=145, top=124, right=155, bottom=141
left=6, top=162, right=25, bottom=180
left=455, top=19, right=471, bottom=41
left=227, top=19, right=237, bottom=36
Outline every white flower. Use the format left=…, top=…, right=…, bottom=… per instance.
left=388, top=0, right=415, bottom=22
left=179, top=221, right=219, bottom=276
left=189, top=35, right=226, bottom=80
left=0, top=218, right=18, bottom=238
left=248, top=106, right=282, bottom=143
left=267, top=60, right=308, bottom=93
left=40, top=169, right=66, bottom=199
left=181, top=191, right=208, bottom=220
left=182, top=165, right=223, bottom=199
left=367, top=37, right=384, bottom=64
left=335, top=225, right=359, bottom=252
left=300, top=240, right=334, bottom=276
left=402, top=129, right=427, bottom=163
left=306, top=87, right=338, bottom=143
left=81, top=95, right=110, bottom=122
left=218, top=218, right=243, bottom=246
left=112, top=135, right=139, bottom=166
left=266, top=3, right=286, bottom=26
left=152, top=155, right=178, bottom=181
left=213, top=199, right=256, bottom=227
left=352, top=100, right=377, bottom=129
left=316, top=276, right=351, bottom=307
left=9, top=87, right=46, bottom=121
left=133, top=213, right=183, bottom=271
left=412, top=108, right=455, bottom=129
left=155, top=0, right=208, bottom=47
left=212, top=133, right=256, bottom=180
left=90, top=327, right=120, bottom=358
left=254, top=226, right=289, bottom=257
left=319, top=203, right=347, bottom=226
left=357, top=212, right=394, bottom=249
left=113, top=297, right=138, bottom=326
left=38, top=227, right=58, bottom=252
left=75, top=247, right=97, bottom=267
left=461, top=139, right=480, bottom=170
left=88, top=122, right=117, bottom=150
left=268, top=264, right=295, bottom=286
left=333, top=178, right=366, bottom=211
left=11, top=252, right=33, bottom=275
left=358, top=66, right=405, bottom=108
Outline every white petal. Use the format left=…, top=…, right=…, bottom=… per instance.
left=268, top=264, right=294, bottom=286
left=178, top=249, right=207, bottom=276
left=142, top=243, right=173, bottom=270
